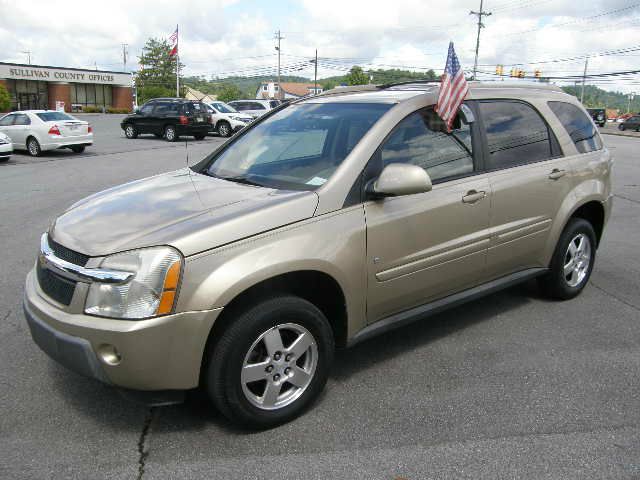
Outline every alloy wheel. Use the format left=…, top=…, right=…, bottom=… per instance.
left=564, top=233, right=592, bottom=287
left=241, top=323, right=318, bottom=411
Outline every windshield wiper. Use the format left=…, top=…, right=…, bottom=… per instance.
left=217, top=174, right=264, bottom=187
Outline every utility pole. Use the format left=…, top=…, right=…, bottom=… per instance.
left=628, top=92, right=635, bottom=113
left=580, top=56, right=589, bottom=104
left=21, top=51, right=31, bottom=64
left=470, top=0, right=491, bottom=80
left=122, top=43, right=128, bottom=71
left=314, top=49, right=318, bottom=95
left=274, top=30, right=284, bottom=99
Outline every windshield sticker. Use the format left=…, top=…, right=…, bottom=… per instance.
left=306, top=176, right=327, bottom=186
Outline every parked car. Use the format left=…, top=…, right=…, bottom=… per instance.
left=0, top=110, right=92, bottom=156
left=24, top=82, right=612, bottom=428
left=121, top=98, right=211, bottom=142
left=0, top=131, right=12, bottom=161
left=618, top=114, right=640, bottom=131
left=206, top=101, right=253, bottom=137
left=587, top=108, right=606, bottom=127
left=227, top=99, right=279, bottom=119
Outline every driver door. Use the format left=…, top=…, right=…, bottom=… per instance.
left=364, top=106, right=492, bottom=323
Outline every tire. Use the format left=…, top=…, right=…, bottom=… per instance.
left=164, top=125, right=178, bottom=142
left=205, top=296, right=334, bottom=428
left=194, top=134, right=206, bottom=140
left=538, top=218, right=597, bottom=300
left=27, top=137, right=41, bottom=157
left=217, top=121, right=232, bottom=137
left=70, top=145, right=85, bottom=154
left=124, top=124, right=138, bottom=139
left=619, top=124, right=625, bottom=131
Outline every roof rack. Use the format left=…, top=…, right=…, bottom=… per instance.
left=316, top=84, right=380, bottom=97
left=378, top=79, right=441, bottom=89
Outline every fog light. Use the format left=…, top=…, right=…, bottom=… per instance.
left=97, top=344, right=121, bottom=366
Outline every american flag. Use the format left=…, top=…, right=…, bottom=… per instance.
left=435, top=42, right=469, bottom=131
left=168, top=26, right=178, bottom=57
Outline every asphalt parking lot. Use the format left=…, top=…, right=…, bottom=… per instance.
left=1, top=115, right=639, bottom=479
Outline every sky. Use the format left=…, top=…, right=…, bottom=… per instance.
left=0, top=0, right=639, bottom=92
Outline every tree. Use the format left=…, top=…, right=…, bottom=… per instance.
left=135, top=37, right=184, bottom=103
left=0, top=83, right=10, bottom=111
left=345, top=66, right=369, bottom=86
left=217, top=83, right=242, bottom=103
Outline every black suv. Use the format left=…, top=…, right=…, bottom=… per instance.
left=587, top=108, right=606, bottom=127
left=619, top=114, right=640, bottom=132
left=121, top=98, right=211, bottom=142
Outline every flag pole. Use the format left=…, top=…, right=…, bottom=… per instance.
left=176, top=24, right=180, bottom=97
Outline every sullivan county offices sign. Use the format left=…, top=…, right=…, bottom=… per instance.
left=0, top=63, right=131, bottom=86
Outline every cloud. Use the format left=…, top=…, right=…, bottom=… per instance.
left=0, top=0, right=638, bottom=91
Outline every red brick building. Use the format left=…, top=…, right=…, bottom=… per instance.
left=0, top=62, right=133, bottom=113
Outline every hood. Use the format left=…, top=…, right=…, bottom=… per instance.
left=50, top=169, right=318, bottom=257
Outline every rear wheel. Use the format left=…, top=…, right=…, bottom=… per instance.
left=70, top=145, right=85, bottom=153
left=205, top=296, right=334, bottom=428
left=164, top=125, right=177, bottom=142
left=124, top=124, right=138, bottom=139
left=217, top=121, right=231, bottom=137
left=538, top=218, right=596, bottom=300
left=27, top=137, right=41, bottom=157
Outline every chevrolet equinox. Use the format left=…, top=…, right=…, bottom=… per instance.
left=24, top=82, right=613, bottom=427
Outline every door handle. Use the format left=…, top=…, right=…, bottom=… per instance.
left=548, top=168, right=566, bottom=180
left=462, top=190, right=486, bottom=204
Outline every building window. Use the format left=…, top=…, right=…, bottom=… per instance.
left=274, top=85, right=279, bottom=92
left=263, top=84, right=268, bottom=91
left=5, top=79, right=49, bottom=110
left=70, top=83, right=113, bottom=110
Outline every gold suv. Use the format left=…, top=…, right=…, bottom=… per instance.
left=24, top=82, right=613, bottom=427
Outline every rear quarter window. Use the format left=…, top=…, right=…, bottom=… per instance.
left=548, top=101, right=603, bottom=154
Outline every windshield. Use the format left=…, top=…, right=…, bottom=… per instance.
left=204, top=102, right=392, bottom=190
left=212, top=102, right=237, bottom=113
left=36, top=112, right=75, bottom=122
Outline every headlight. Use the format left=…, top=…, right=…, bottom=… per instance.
left=85, top=246, right=182, bottom=319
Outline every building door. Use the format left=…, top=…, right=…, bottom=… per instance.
left=17, top=93, right=38, bottom=110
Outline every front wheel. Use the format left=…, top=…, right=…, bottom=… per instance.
left=538, top=218, right=596, bottom=300
left=124, top=124, right=138, bottom=139
left=27, top=137, right=41, bottom=157
left=619, top=124, right=626, bottom=131
left=164, top=125, right=178, bottom=142
left=217, top=121, right=232, bottom=137
left=205, top=296, right=334, bottom=428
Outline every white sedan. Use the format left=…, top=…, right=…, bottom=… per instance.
left=0, top=110, right=93, bottom=157
left=0, top=131, right=12, bottom=161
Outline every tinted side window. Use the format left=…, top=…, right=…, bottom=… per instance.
left=14, top=114, right=31, bottom=126
left=478, top=100, right=553, bottom=169
left=251, top=102, right=266, bottom=110
left=0, top=115, right=14, bottom=126
left=231, top=102, right=246, bottom=111
left=140, top=102, right=155, bottom=115
left=380, top=108, right=474, bottom=182
left=269, top=100, right=279, bottom=108
left=548, top=101, right=602, bottom=154
left=154, top=101, right=179, bottom=116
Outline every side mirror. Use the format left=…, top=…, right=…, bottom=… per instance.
left=367, top=163, right=432, bottom=198
left=134, top=107, right=141, bottom=114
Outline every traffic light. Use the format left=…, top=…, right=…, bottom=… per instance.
left=495, top=64, right=504, bottom=76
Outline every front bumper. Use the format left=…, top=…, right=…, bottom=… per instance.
left=0, top=143, right=12, bottom=158
left=24, top=269, right=222, bottom=390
